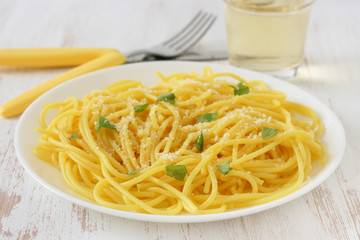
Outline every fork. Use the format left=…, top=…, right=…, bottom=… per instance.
left=0, top=11, right=217, bottom=118
left=125, top=11, right=216, bottom=61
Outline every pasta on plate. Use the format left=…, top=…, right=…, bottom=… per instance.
left=34, top=67, right=326, bottom=215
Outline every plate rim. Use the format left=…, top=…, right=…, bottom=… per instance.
left=14, top=61, right=346, bottom=223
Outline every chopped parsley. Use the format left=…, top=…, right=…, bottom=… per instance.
left=261, top=127, right=279, bottom=139
left=165, top=165, right=187, bottom=181
left=230, top=82, right=249, bottom=96
left=127, top=169, right=140, bottom=175
left=134, top=103, right=149, bottom=113
left=157, top=93, right=176, bottom=105
left=194, top=131, right=204, bottom=152
left=95, top=115, right=117, bottom=133
left=197, top=113, right=218, bottom=123
left=217, top=160, right=232, bottom=175
left=69, top=133, right=78, bottom=140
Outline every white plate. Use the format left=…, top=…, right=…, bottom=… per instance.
left=14, top=61, right=346, bottom=223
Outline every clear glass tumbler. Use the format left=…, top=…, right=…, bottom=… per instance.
left=223, top=0, right=315, bottom=79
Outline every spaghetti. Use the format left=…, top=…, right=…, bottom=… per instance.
left=34, top=67, right=326, bottom=215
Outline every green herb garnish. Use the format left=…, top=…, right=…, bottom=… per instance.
left=194, top=131, right=204, bottom=152
left=217, top=160, right=232, bottom=175
left=134, top=103, right=149, bottom=113
left=261, top=126, right=279, bottom=139
left=230, top=82, right=249, bottom=96
left=157, top=93, right=176, bottom=105
left=95, top=115, right=117, bottom=133
left=197, top=113, right=218, bottom=123
left=69, top=133, right=78, bottom=140
left=165, top=165, right=187, bottom=181
left=127, top=169, right=140, bottom=175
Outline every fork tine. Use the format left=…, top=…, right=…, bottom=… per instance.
left=173, top=13, right=217, bottom=52
left=165, top=12, right=210, bottom=48
left=124, top=11, right=216, bottom=60
left=163, top=11, right=206, bottom=46
left=168, top=13, right=215, bottom=50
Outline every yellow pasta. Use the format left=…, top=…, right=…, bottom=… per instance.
left=33, top=67, right=326, bottom=215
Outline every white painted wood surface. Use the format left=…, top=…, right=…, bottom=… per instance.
left=0, top=0, right=359, bottom=239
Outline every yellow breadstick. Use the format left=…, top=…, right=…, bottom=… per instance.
left=0, top=48, right=116, bottom=67
left=0, top=51, right=126, bottom=118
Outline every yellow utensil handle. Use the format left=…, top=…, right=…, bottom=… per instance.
left=0, top=51, right=126, bottom=118
left=0, top=48, right=118, bottom=67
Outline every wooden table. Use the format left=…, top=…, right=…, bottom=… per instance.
left=1, top=0, right=359, bottom=239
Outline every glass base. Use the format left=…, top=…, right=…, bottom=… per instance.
left=228, top=59, right=299, bottom=80
left=262, top=67, right=299, bottom=80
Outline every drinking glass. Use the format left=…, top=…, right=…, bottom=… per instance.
left=223, top=0, right=315, bottom=79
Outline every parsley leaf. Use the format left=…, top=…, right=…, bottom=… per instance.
left=95, top=115, right=117, bottom=133
left=230, top=82, right=249, bottom=96
left=69, top=133, right=78, bottom=140
left=157, top=93, right=176, bottom=105
left=217, top=160, right=232, bottom=175
left=197, top=113, right=218, bottom=123
left=134, top=103, right=149, bottom=113
left=194, top=131, right=204, bottom=152
left=165, top=165, right=187, bottom=181
left=261, top=126, right=279, bottom=139
left=127, top=169, right=140, bottom=175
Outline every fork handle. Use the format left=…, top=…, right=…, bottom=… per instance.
left=0, top=48, right=118, bottom=67
left=123, top=49, right=150, bottom=58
